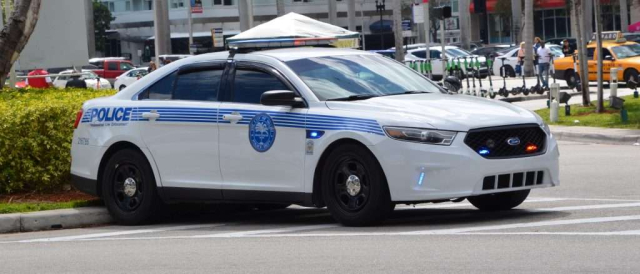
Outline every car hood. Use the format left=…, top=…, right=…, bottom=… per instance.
left=325, top=94, right=539, bottom=132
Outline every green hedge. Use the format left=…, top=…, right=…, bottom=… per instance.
left=0, top=88, right=117, bottom=194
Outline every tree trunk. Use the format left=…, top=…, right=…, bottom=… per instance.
left=574, top=0, right=591, bottom=105
left=594, top=0, right=604, bottom=112
left=393, top=0, right=404, bottom=61
left=0, top=0, right=42, bottom=88
left=459, top=0, right=470, bottom=50
left=523, top=0, right=534, bottom=77
left=620, top=0, right=629, bottom=33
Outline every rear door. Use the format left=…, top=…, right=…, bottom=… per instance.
left=137, top=62, right=226, bottom=199
left=218, top=61, right=307, bottom=200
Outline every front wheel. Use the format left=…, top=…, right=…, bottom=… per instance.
left=321, top=144, right=394, bottom=226
left=468, top=190, right=530, bottom=211
left=102, top=149, right=162, bottom=225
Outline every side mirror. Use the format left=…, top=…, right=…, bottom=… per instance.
left=260, top=90, right=304, bottom=107
left=604, top=55, right=614, bottom=61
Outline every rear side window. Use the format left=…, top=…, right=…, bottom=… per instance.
left=232, top=69, right=289, bottom=104
left=173, top=69, right=223, bottom=101
left=108, top=62, right=118, bottom=70
left=430, top=50, right=442, bottom=59
left=138, top=71, right=177, bottom=100
left=587, top=48, right=596, bottom=59
left=412, top=50, right=426, bottom=59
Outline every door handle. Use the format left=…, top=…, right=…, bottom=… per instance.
left=142, top=112, right=160, bottom=120
left=222, top=113, right=243, bottom=124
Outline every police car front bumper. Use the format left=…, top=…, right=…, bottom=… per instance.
left=373, top=132, right=560, bottom=203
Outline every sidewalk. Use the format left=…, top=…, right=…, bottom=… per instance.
left=0, top=207, right=112, bottom=233
left=551, top=125, right=640, bottom=145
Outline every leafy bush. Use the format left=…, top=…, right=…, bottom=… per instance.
left=0, top=88, right=116, bottom=194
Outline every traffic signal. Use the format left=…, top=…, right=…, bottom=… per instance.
left=433, top=6, right=452, bottom=20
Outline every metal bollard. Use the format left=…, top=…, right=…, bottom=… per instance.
left=610, top=67, right=619, bottom=107
left=550, top=83, right=560, bottom=122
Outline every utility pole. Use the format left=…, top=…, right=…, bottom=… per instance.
left=153, top=0, right=171, bottom=63
left=347, top=0, right=356, bottom=31
left=238, top=0, right=254, bottom=31
left=329, top=0, right=337, bottom=25
left=276, top=0, right=285, bottom=16
left=393, top=0, right=404, bottom=61
left=423, top=0, right=429, bottom=77
left=594, top=0, right=604, bottom=112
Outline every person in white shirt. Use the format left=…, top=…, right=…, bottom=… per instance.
left=536, top=41, right=552, bottom=89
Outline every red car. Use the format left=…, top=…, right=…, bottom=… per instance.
left=89, top=58, right=135, bottom=80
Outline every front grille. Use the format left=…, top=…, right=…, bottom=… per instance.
left=464, top=124, right=546, bottom=159
left=482, top=171, right=545, bottom=190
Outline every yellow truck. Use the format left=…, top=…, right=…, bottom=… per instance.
left=554, top=31, right=640, bottom=87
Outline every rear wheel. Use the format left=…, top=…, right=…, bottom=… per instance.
left=102, top=149, right=162, bottom=225
left=321, top=144, right=394, bottom=226
left=468, top=190, right=530, bottom=211
left=624, top=69, right=639, bottom=86
left=565, top=70, right=578, bottom=89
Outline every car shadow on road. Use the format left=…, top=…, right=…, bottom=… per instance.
left=154, top=203, right=570, bottom=229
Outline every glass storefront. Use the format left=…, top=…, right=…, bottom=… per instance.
left=488, top=13, right=511, bottom=44
left=534, top=8, right=571, bottom=40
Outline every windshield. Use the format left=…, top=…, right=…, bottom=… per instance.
left=611, top=44, right=640, bottom=59
left=548, top=46, right=563, bottom=57
left=286, top=54, right=444, bottom=101
left=446, top=48, right=471, bottom=57
left=81, top=71, right=99, bottom=80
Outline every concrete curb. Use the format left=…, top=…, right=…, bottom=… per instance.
left=501, top=90, right=581, bottom=103
left=552, top=130, right=640, bottom=145
left=0, top=207, right=112, bottom=234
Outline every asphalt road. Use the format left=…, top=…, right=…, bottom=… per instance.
left=1, top=141, right=639, bottom=274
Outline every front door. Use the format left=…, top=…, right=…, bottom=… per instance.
left=137, top=62, right=226, bottom=199
left=218, top=62, right=307, bottom=200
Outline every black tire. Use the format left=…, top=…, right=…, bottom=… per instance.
left=321, top=144, right=394, bottom=226
left=102, top=149, right=162, bottom=225
left=565, top=70, right=577, bottom=89
left=468, top=190, right=530, bottom=211
left=500, top=65, right=515, bottom=78
left=489, top=92, right=497, bottom=99
left=624, top=69, right=639, bottom=85
left=119, top=85, right=126, bottom=91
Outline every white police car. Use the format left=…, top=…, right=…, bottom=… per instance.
left=71, top=43, right=559, bottom=226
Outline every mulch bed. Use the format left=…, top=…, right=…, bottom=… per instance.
left=0, top=190, right=98, bottom=204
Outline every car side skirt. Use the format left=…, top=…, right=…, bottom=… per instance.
left=159, top=187, right=315, bottom=207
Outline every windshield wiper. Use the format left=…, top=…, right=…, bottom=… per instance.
left=327, top=94, right=379, bottom=101
left=382, top=90, right=432, bottom=96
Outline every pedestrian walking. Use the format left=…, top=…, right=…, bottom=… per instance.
left=536, top=40, right=552, bottom=89
left=517, top=42, right=526, bottom=76
left=562, top=39, right=575, bottom=57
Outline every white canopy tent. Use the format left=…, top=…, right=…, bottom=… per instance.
left=227, top=12, right=359, bottom=48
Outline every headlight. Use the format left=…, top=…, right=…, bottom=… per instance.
left=383, top=126, right=457, bottom=145
left=540, top=122, right=551, bottom=135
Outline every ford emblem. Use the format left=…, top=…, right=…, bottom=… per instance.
left=506, top=137, right=521, bottom=146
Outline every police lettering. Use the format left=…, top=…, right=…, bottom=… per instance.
left=89, top=107, right=133, bottom=122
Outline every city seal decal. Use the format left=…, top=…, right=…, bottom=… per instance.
left=248, top=113, right=276, bottom=152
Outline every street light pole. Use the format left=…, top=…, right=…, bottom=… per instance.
left=188, top=1, right=193, bottom=47
left=376, top=0, right=385, bottom=49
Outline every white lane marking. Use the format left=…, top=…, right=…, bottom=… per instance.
left=55, top=215, right=640, bottom=242
left=536, top=202, right=640, bottom=212
left=541, top=197, right=640, bottom=202
left=397, top=198, right=568, bottom=210
left=450, top=230, right=640, bottom=236
left=11, top=224, right=226, bottom=243
left=403, top=215, right=640, bottom=235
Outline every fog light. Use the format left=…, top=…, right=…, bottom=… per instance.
left=478, top=147, right=490, bottom=156
left=525, top=143, right=538, bottom=153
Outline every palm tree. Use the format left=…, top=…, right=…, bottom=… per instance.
left=523, top=0, right=534, bottom=76
left=572, top=0, right=591, bottom=105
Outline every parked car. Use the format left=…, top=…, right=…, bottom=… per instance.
left=114, top=67, right=149, bottom=91
left=405, top=46, right=489, bottom=80
left=89, top=58, right=135, bottom=81
left=623, top=33, right=640, bottom=43
left=52, top=69, right=112, bottom=90
left=471, top=45, right=513, bottom=59
left=546, top=38, right=577, bottom=49
left=369, top=49, right=396, bottom=59
left=158, top=55, right=192, bottom=66
left=492, top=45, right=563, bottom=77
left=71, top=47, right=559, bottom=226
